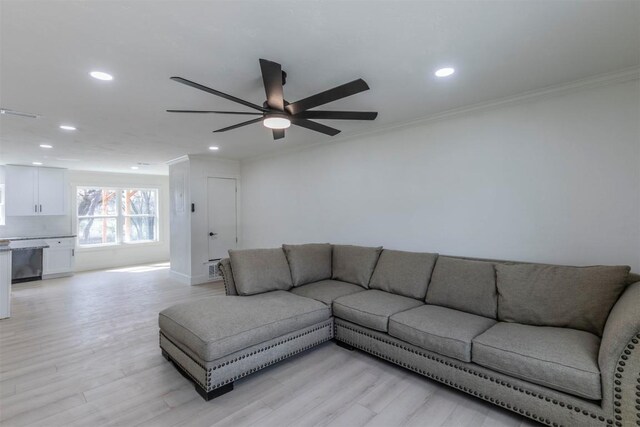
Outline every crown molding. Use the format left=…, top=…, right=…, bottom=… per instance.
left=243, top=66, right=640, bottom=164
left=165, top=155, right=189, bottom=166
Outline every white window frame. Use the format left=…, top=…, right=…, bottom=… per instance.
left=75, top=186, right=159, bottom=248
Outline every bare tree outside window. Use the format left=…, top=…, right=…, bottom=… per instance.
left=122, top=189, right=157, bottom=242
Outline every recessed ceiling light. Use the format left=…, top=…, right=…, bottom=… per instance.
left=131, top=166, right=139, bottom=170
left=90, top=71, right=113, bottom=81
left=32, top=161, right=43, bottom=165
left=263, top=115, right=291, bottom=130
left=59, top=125, right=76, bottom=131
left=209, top=146, right=219, bottom=151
left=435, top=67, right=455, bottom=77
left=40, top=144, right=53, bottom=149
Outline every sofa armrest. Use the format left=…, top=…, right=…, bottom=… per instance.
left=218, top=258, right=238, bottom=296
left=598, top=280, right=640, bottom=422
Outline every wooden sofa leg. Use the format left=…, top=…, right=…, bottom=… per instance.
left=335, top=339, right=355, bottom=351
left=195, top=382, right=234, bottom=401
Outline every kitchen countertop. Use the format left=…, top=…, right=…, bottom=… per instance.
left=0, top=235, right=76, bottom=252
left=4, top=235, right=77, bottom=241
left=4, top=240, right=50, bottom=251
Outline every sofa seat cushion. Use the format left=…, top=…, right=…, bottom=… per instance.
left=283, top=243, right=332, bottom=286
left=472, top=322, right=601, bottom=400
left=333, top=290, right=423, bottom=332
left=389, top=305, right=496, bottom=362
left=369, top=249, right=438, bottom=299
left=159, top=291, right=330, bottom=362
left=289, top=280, right=366, bottom=305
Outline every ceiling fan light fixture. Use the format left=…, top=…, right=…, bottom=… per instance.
left=90, top=71, right=114, bottom=81
left=263, top=115, right=291, bottom=130
left=435, top=67, right=455, bottom=77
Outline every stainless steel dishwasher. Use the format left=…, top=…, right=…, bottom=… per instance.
left=11, top=247, right=43, bottom=283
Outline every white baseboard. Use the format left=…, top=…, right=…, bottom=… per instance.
left=169, top=270, right=191, bottom=285
left=189, top=274, right=211, bottom=286
left=42, top=272, right=74, bottom=280
left=169, top=270, right=211, bottom=286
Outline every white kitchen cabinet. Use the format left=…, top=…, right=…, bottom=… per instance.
left=5, top=165, right=38, bottom=216
left=5, top=165, right=68, bottom=216
left=37, top=168, right=67, bottom=215
left=43, top=238, right=75, bottom=278
left=0, top=250, right=11, bottom=319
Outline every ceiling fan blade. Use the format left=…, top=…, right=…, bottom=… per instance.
left=213, top=117, right=263, bottom=133
left=166, top=109, right=262, bottom=115
left=294, top=111, right=378, bottom=120
left=272, top=129, right=285, bottom=140
left=259, top=59, right=284, bottom=111
left=291, top=118, right=341, bottom=136
left=171, top=77, right=266, bottom=112
left=286, top=79, right=370, bottom=115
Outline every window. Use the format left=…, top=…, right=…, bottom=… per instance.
left=76, top=187, right=158, bottom=247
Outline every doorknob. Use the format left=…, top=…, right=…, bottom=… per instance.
left=209, top=232, right=218, bottom=237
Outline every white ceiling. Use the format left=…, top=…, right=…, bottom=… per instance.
left=1, top=0, right=638, bottom=175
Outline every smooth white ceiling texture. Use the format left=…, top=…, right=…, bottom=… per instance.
left=1, top=0, right=639, bottom=175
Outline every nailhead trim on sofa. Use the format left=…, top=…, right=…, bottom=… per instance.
left=334, top=319, right=613, bottom=427
left=160, top=320, right=334, bottom=393
left=206, top=322, right=334, bottom=389
left=219, top=261, right=232, bottom=295
left=612, top=333, right=640, bottom=426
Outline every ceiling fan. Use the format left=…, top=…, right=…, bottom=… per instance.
left=167, top=59, right=378, bottom=140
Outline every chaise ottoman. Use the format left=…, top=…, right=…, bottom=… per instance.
left=158, top=290, right=333, bottom=400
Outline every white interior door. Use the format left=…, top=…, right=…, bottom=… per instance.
left=207, top=177, right=237, bottom=261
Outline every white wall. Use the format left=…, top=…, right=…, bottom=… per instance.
left=69, top=170, right=170, bottom=271
left=168, top=155, right=240, bottom=285
left=240, top=79, right=640, bottom=272
left=168, top=159, right=191, bottom=280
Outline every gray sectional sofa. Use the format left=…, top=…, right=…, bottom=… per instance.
left=158, top=243, right=640, bottom=427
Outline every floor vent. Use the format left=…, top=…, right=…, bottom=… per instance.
left=208, top=259, right=222, bottom=280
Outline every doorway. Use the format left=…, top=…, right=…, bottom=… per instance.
left=207, top=177, right=237, bottom=261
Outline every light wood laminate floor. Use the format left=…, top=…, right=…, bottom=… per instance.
left=0, top=263, right=540, bottom=427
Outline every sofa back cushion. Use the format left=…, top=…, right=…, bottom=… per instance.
left=426, top=257, right=497, bottom=318
left=229, top=248, right=293, bottom=295
left=369, top=250, right=438, bottom=299
left=283, top=243, right=332, bottom=286
left=496, top=263, right=630, bottom=335
left=332, top=244, right=383, bottom=287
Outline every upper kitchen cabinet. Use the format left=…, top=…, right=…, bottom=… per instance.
left=5, top=165, right=68, bottom=216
